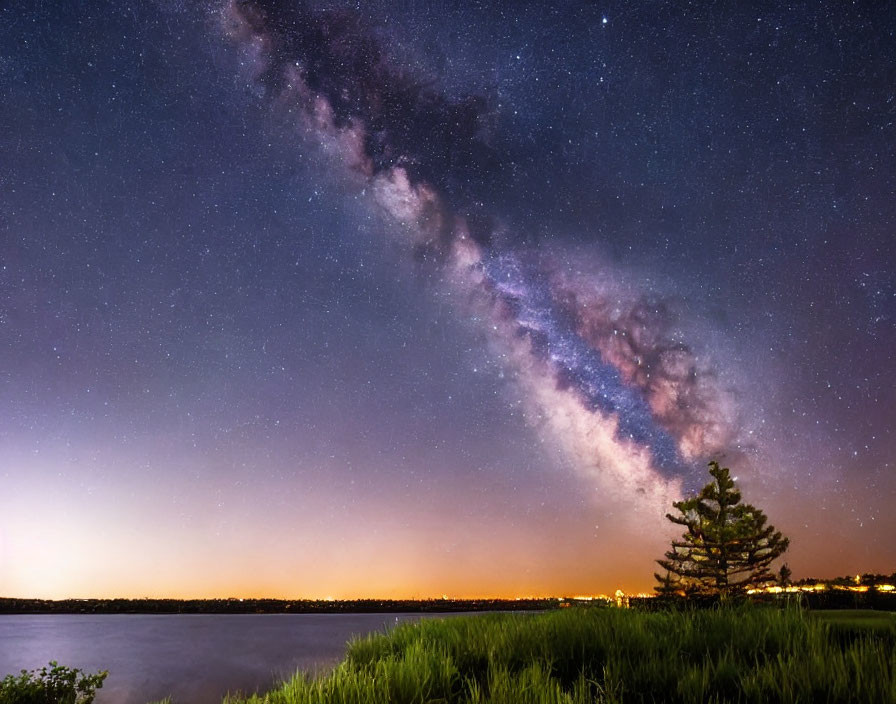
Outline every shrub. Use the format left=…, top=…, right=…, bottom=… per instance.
left=0, top=661, right=107, bottom=704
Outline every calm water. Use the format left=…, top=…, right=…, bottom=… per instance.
left=0, top=613, right=450, bottom=703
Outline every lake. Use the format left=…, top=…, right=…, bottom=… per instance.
left=0, top=612, right=453, bottom=703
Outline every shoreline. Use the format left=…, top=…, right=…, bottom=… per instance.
left=0, top=597, right=558, bottom=616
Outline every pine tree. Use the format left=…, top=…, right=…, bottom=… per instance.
left=654, top=570, right=682, bottom=597
left=655, top=461, right=789, bottom=597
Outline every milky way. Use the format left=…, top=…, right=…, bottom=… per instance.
left=221, top=0, right=739, bottom=512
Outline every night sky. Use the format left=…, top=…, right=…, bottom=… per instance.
left=1, top=0, right=893, bottom=599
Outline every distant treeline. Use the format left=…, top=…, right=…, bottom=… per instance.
left=797, top=572, right=896, bottom=587
left=760, top=589, right=896, bottom=611
left=0, top=597, right=560, bottom=615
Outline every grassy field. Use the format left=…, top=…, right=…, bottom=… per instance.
left=221, top=605, right=896, bottom=704
left=810, top=608, right=896, bottom=630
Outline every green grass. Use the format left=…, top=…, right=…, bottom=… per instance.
left=809, top=609, right=896, bottom=650
left=811, top=609, right=896, bottom=628
left=222, top=607, right=895, bottom=704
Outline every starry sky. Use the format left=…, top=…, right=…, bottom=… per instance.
left=1, top=0, right=893, bottom=599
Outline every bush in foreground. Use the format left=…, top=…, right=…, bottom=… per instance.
left=225, top=606, right=896, bottom=704
left=0, top=662, right=107, bottom=704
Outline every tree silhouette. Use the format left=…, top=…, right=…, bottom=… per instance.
left=655, top=461, right=789, bottom=597
left=778, top=563, right=792, bottom=587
